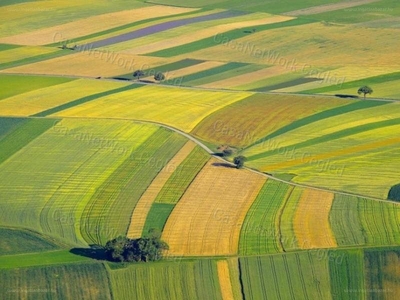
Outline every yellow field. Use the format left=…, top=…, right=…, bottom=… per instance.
left=217, top=260, right=235, bottom=300
left=126, top=141, right=196, bottom=238
left=0, top=46, right=58, bottom=64
left=141, top=61, right=226, bottom=82
left=53, top=85, right=252, bottom=131
left=0, top=79, right=128, bottom=116
left=0, top=6, right=196, bottom=45
left=293, top=189, right=336, bottom=249
left=114, top=14, right=292, bottom=55
left=1, top=52, right=171, bottom=77
left=162, top=158, right=266, bottom=256
left=179, top=22, right=400, bottom=69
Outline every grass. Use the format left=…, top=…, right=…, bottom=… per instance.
left=329, top=249, right=365, bottom=300
left=147, top=18, right=314, bottom=57
left=0, top=227, right=60, bottom=255
left=108, top=259, right=222, bottom=300
left=81, top=128, right=187, bottom=245
left=142, top=203, right=175, bottom=234
left=239, top=180, right=290, bottom=255
left=240, top=252, right=332, bottom=300
left=0, top=43, right=20, bottom=51
left=0, top=74, right=74, bottom=101
left=0, top=118, right=56, bottom=166
left=0, top=117, right=26, bottom=140
left=34, top=82, right=140, bottom=117
left=0, top=262, right=112, bottom=299
left=155, top=146, right=209, bottom=204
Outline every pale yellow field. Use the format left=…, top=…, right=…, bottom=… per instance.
left=0, top=46, right=58, bottom=64
left=1, top=52, right=171, bottom=77
left=53, top=85, right=252, bottom=131
left=162, top=158, right=266, bottom=256
left=126, top=141, right=196, bottom=239
left=200, top=65, right=288, bottom=89
left=115, top=14, right=292, bottom=55
left=0, top=6, right=196, bottom=45
left=0, top=79, right=128, bottom=116
left=140, top=61, right=226, bottom=82
left=179, top=23, right=400, bottom=69
left=293, top=189, right=337, bottom=249
left=217, top=260, right=235, bottom=300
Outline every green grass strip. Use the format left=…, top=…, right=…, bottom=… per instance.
left=252, top=77, right=321, bottom=92
left=246, top=100, right=388, bottom=149
left=329, top=249, right=365, bottom=300
left=239, top=180, right=289, bottom=255
left=180, top=62, right=248, bottom=85
left=155, top=146, right=209, bottom=204
left=33, top=83, right=142, bottom=117
left=0, top=250, right=90, bottom=269
left=248, top=116, right=400, bottom=161
left=142, top=203, right=175, bottom=235
left=0, top=117, right=27, bottom=140
left=0, top=44, right=20, bottom=51
left=303, top=71, right=400, bottom=94
left=0, top=118, right=57, bottom=166
left=0, top=74, right=75, bottom=101
left=0, top=49, right=70, bottom=71
left=147, top=18, right=315, bottom=57
left=46, top=9, right=208, bottom=47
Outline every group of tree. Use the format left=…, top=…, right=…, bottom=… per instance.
left=104, top=229, right=169, bottom=263
left=133, top=70, right=165, bottom=83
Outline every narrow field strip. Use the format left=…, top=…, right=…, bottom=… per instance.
left=162, top=158, right=265, bottom=256
left=126, top=141, right=196, bottom=238
left=217, top=260, right=235, bottom=300
left=0, top=79, right=129, bottom=117
left=0, top=50, right=69, bottom=71
left=0, top=6, right=197, bottom=46
left=0, top=46, right=58, bottom=64
left=293, top=189, right=336, bottom=249
left=0, top=117, right=27, bottom=140
left=142, top=203, right=175, bottom=235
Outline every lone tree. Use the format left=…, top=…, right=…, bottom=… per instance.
left=154, top=72, right=165, bottom=83
left=104, top=229, right=169, bottom=262
left=357, top=86, right=373, bottom=99
left=233, top=155, right=247, bottom=169
left=133, top=70, right=145, bottom=81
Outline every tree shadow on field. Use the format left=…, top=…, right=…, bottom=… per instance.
left=335, top=94, right=359, bottom=99
left=212, top=162, right=236, bottom=168
left=70, top=244, right=106, bottom=260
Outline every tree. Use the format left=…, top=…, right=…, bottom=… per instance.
left=233, top=155, right=246, bottom=169
left=154, top=72, right=165, bottom=83
left=357, top=86, right=373, bottom=99
left=133, top=70, right=145, bottom=81
left=388, top=184, right=400, bottom=202
left=104, top=230, right=169, bottom=263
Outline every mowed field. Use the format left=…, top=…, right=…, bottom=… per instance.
left=1, top=0, right=400, bottom=299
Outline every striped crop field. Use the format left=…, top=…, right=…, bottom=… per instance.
left=0, top=6, right=196, bottom=46
left=364, top=248, right=400, bottom=299
left=80, top=128, right=187, bottom=245
left=53, top=85, right=252, bottom=131
left=217, top=260, right=235, bottom=300
left=0, top=262, right=112, bottom=300
left=0, top=46, right=58, bottom=64
left=192, top=93, right=352, bottom=147
left=162, top=158, right=265, bottom=256
left=0, top=74, right=74, bottom=101
left=329, top=249, right=365, bottom=300
left=109, top=259, right=222, bottom=300
left=240, top=252, right=332, bottom=300
left=0, top=78, right=129, bottom=116
left=0, top=227, right=59, bottom=255
left=126, top=141, right=196, bottom=238
left=239, top=180, right=290, bottom=255
left=293, top=189, right=337, bottom=249
left=0, top=119, right=160, bottom=246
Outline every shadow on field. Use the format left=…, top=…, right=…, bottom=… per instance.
left=335, top=94, right=359, bottom=99
left=70, top=245, right=106, bottom=260
left=212, top=162, right=236, bottom=168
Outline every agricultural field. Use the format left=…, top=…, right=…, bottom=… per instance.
left=2, top=0, right=400, bottom=298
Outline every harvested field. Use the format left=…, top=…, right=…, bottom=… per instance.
left=217, top=260, right=235, bottom=300
left=162, top=158, right=265, bottom=256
